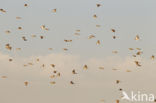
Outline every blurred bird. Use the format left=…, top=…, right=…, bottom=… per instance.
left=24, top=81, right=28, bottom=86
left=96, top=4, right=101, bottom=7
left=83, top=65, right=88, bottom=70
left=52, top=9, right=57, bottom=13
left=135, top=61, right=141, bottom=67
left=72, top=69, right=77, bottom=74
left=96, top=40, right=100, bottom=45
left=135, top=35, right=140, bottom=40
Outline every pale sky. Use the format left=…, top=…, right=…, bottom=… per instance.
left=0, top=0, right=156, bottom=103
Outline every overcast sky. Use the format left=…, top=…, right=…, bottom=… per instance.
left=0, top=0, right=156, bottom=103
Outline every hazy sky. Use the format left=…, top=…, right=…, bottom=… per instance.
left=0, top=0, right=156, bottom=103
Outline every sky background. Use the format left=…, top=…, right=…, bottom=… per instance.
left=0, top=0, right=156, bottom=103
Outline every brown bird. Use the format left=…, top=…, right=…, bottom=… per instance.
left=96, top=40, right=100, bottom=45
left=41, top=64, right=45, bottom=68
left=52, top=9, right=57, bottom=13
left=22, top=36, right=27, bottom=41
left=93, top=14, right=97, bottom=18
left=40, top=36, right=44, bottom=39
left=57, top=73, right=61, bottom=77
left=64, top=39, right=72, bottom=42
left=49, top=48, right=53, bottom=50
left=111, top=29, right=115, bottom=33
left=24, top=4, right=28, bottom=7
left=112, top=51, right=118, bottom=54
left=88, top=35, right=95, bottom=39
left=0, top=8, right=6, bottom=13
left=50, top=81, right=56, bottom=85
left=70, top=81, right=74, bottom=84
left=72, top=69, right=77, bottom=74
left=135, top=35, right=140, bottom=40
left=96, top=25, right=101, bottom=27
left=24, top=81, right=28, bottom=86
left=53, top=70, right=57, bottom=73
left=16, top=17, right=22, bottom=19
left=96, top=4, right=101, bottom=7
left=50, top=64, right=55, bottom=68
left=113, top=36, right=116, bottom=39
left=99, top=67, right=104, bottom=70
left=116, top=99, right=120, bottom=103
left=136, top=51, right=143, bottom=55
left=116, top=80, right=120, bottom=84
left=50, top=75, right=55, bottom=78
left=119, top=88, right=123, bottom=91
left=5, top=44, right=12, bottom=50
left=135, top=61, right=141, bottom=67
left=40, top=25, right=49, bottom=31
left=36, top=58, right=40, bottom=62
left=5, top=30, right=11, bottom=34
left=9, top=59, right=13, bottom=62
left=151, top=55, right=155, bottom=60
left=1, top=76, right=7, bottom=78
left=18, top=27, right=22, bottom=30
left=83, top=65, right=88, bottom=70
left=129, top=48, right=134, bottom=50
left=126, top=70, right=131, bottom=72
left=16, top=48, right=21, bottom=51
left=63, top=48, right=68, bottom=51
left=76, top=30, right=80, bottom=32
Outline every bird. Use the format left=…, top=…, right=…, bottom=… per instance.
left=57, top=73, right=61, bottom=77
left=151, top=55, right=155, bottom=60
left=70, top=81, right=74, bottom=84
left=16, top=17, right=22, bottom=19
left=63, top=48, right=68, bottom=51
left=83, top=65, right=88, bottom=70
left=18, top=27, right=22, bottom=30
left=5, top=30, right=11, bottom=34
left=93, top=14, right=97, bottom=18
left=96, top=40, right=100, bottom=45
left=1, top=76, right=7, bottom=78
left=50, top=64, right=55, bottom=68
left=64, top=39, right=72, bottom=42
left=116, top=80, right=120, bottom=84
left=50, top=75, right=55, bottom=78
left=112, top=51, right=118, bottom=54
left=49, top=48, right=53, bottom=50
left=135, top=35, right=140, bottom=40
left=135, top=61, right=141, bottom=67
left=24, top=81, right=28, bottom=86
left=16, top=48, right=21, bottom=51
left=88, top=35, right=95, bottom=39
left=111, top=29, right=116, bottom=33
left=24, top=4, right=28, bottom=7
left=129, top=48, right=134, bottom=50
left=96, top=4, right=101, bottom=7
left=72, top=69, right=77, bottom=74
left=99, top=67, right=104, bottom=70
left=76, top=30, right=80, bottom=32
left=0, top=8, right=6, bottom=13
left=9, top=59, right=13, bottom=62
left=96, top=25, right=101, bottom=27
left=116, top=99, right=120, bottom=103
left=113, top=36, right=116, bottom=39
left=40, top=25, right=49, bottom=31
left=50, top=81, right=56, bottom=85
left=22, top=36, right=27, bottom=41
left=52, top=9, right=57, bottom=13
left=5, top=44, right=12, bottom=50
left=40, top=36, right=44, bottom=39
left=31, top=34, right=36, bottom=38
